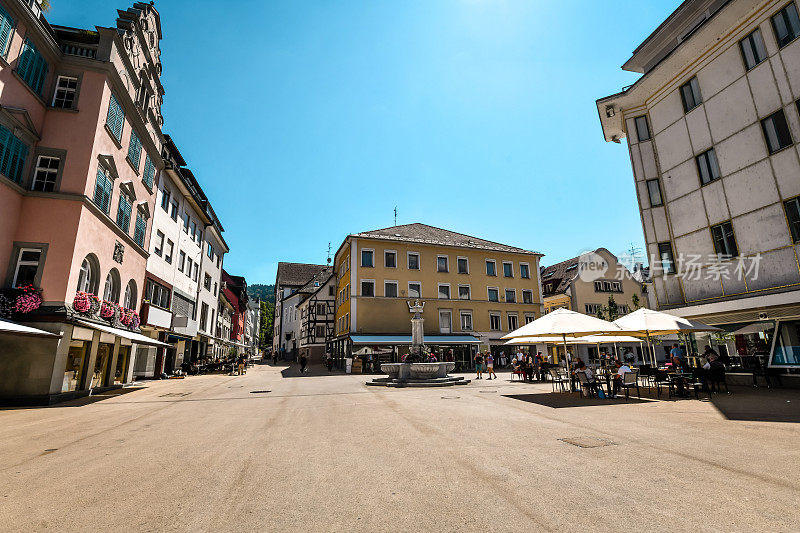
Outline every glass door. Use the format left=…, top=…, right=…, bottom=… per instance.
left=114, top=346, right=131, bottom=384
left=92, top=343, right=113, bottom=388
left=62, top=342, right=89, bottom=392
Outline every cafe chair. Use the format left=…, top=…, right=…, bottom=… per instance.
left=620, top=371, right=640, bottom=401
left=653, top=369, right=673, bottom=399
left=549, top=368, right=568, bottom=393
left=708, top=367, right=729, bottom=394
left=576, top=371, right=597, bottom=398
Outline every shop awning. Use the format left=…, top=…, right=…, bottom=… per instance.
left=76, top=319, right=171, bottom=347
left=350, top=335, right=481, bottom=345
left=0, top=318, right=62, bottom=338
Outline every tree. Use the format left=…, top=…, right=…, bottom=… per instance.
left=606, top=295, right=619, bottom=321
left=631, top=293, right=641, bottom=310
left=259, top=300, right=274, bottom=350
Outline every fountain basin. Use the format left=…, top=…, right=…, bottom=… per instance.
left=410, top=362, right=441, bottom=379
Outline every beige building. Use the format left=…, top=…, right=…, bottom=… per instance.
left=597, top=0, right=800, bottom=368
left=330, top=223, right=544, bottom=370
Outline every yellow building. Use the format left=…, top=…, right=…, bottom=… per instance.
left=330, top=224, right=543, bottom=370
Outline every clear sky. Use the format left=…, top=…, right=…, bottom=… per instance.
left=49, top=0, right=680, bottom=284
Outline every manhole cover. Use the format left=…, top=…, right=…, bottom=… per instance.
left=441, top=396, right=460, bottom=399
left=479, top=390, right=497, bottom=393
left=250, top=390, right=270, bottom=394
left=559, top=436, right=616, bottom=449
left=41, top=448, right=58, bottom=455
left=159, top=392, right=191, bottom=397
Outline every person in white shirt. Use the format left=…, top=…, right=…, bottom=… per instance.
left=612, top=361, right=631, bottom=397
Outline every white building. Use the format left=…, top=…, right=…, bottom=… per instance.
left=597, top=0, right=800, bottom=369
left=273, top=262, right=329, bottom=359
left=297, top=270, right=336, bottom=364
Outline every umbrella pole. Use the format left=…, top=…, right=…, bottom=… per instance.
left=562, top=334, right=572, bottom=392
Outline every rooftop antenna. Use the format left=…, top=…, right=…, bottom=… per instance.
left=625, top=242, right=644, bottom=270
left=394, top=206, right=397, bottom=226
left=326, top=242, right=331, bottom=265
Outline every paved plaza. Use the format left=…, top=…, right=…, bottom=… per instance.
left=1, top=363, right=799, bottom=532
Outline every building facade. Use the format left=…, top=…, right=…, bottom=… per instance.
left=297, top=270, right=335, bottom=364
left=272, top=262, right=329, bottom=359
left=597, top=0, right=800, bottom=368
left=330, top=223, right=544, bottom=369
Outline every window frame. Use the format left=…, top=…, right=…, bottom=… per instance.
left=487, top=286, right=499, bottom=302
left=164, top=239, right=174, bottom=264
left=384, top=250, right=397, bottom=268
left=360, top=248, right=374, bottom=268
left=784, top=196, right=800, bottom=243
left=437, top=255, right=449, bottom=273
left=438, top=283, right=451, bottom=300
left=51, top=75, right=79, bottom=109
left=485, top=259, right=497, bottom=276
left=646, top=178, right=664, bottom=206
left=740, top=28, right=767, bottom=71
left=771, top=1, right=800, bottom=49
left=489, top=312, right=501, bottom=331
left=679, top=76, right=702, bottom=113
left=407, top=251, right=420, bottom=270
left=408, top=281, right=421, bottom=298
left=458, top=284, right=471, bottom=300
left=360, top=279, right=375, bottom=297
left=10, top=246, right=42, bottom=288
left=519, top=262, right=530, bottom=279
left=30, top=154, right=61, bottom=192
left=153, top=230, right=164, bottom=256
left=460, top=311, right=473, bottom=331
left=502, top=261, right=514, bottom=278
left=438, top=309, right=452, bottom=334
left=457, top=256, right=469, bottom=274
left=696, top=148, right=721, bottom=185
left=384, top=279, right=398, bottom=298
left=634, top=115, right=651, bottom=142
left=710, top=221, right=739, bottom=258
left=658, top=242, right=677, bottom=275
left=505, top=288, right=517, bottom=303
left=507, top=313, right=519, bottom=332
left=522, top=289, right=533, bottom=304
left=761, top=108, right=794, bottom=154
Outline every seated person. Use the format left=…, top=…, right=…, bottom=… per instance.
left=612, top=361, right=632, bottom=397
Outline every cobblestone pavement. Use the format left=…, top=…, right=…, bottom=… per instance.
left=1, top=363, right=798, bottom=532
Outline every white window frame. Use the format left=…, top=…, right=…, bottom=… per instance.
left=407, top=251, right=420, bottom=270
left=522, top=289, right=533, bottom=304
left=524, top=313, right=536, bottom=324
left=507, top=313, right=519, bottom=331
left=458, top=284, right=471, bottom=300
left=460, top=311, right=473, bottom=331
left=502, top=261, right=514, bottom=278
left=408, top=281, right=421, bottom=298
left=438, top=283, right=451, bottom=299
left=487, top=286, right=499, bottom=302
left=505, top=288, right=517, bottom=303
left=153, top=230, right=164, bottom=256
left=486, top=259, right=497, bottom=276
left=384, top=279, right=398, bottom=297
left=361, top=248, right=375, bottom=268
left=52, top=75, right=78, bottom=108
left=437, top=255, right=449, bottom=273
left=384, top=250, right=397, bottom=268
left=361, top=279, right=376, bottom=297
left=12, top=248, right=41, bottom=287
left=489, top=312, right=501, bottom=331
left=31, top=155, right=60, bottom=192
left=439, top=309, right=452, bottom=334
left=519, top=262, right=530, bottom=279
left=457, top=256, right=469, bottom=274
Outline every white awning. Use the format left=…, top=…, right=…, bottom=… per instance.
left=0, top=318, right=62, bottom=338
left=75, top=319, right=171, bottom=347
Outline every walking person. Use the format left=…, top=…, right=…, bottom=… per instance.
left=299, top=352, right=308, bottom=374
left=486, top=353, right=497, bottom=380
left=325, top=352, right=333, bottom=372
left=237, top=355, right=245, bottom=376
left=474, top=352, right=484, bottom=379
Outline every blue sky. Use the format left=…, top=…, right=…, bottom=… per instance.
left=50, top=0, right=680, bottom=284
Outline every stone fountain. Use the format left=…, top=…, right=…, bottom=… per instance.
left=366, top=300, right=470, bottom=388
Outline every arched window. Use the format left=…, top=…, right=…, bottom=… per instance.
left=103, top=268, right=121, bottom=303
left=123, top=280, right=137, bottom=310
left=76, top=255, right=99, bottom=294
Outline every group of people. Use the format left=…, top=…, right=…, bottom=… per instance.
left=474, top=350, right=551, bottom=381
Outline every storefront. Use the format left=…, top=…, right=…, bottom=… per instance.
left=348, top=335, right=481, bottom=372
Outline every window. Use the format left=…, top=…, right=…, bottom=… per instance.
left=93, top=168, right=113, bottom=214
left=170, top=200, right=178, bottom=221
left=457, top=257, right=469, bottom=274
left=77, top=256, right=96, bottom=294
left=520, top=263, right=530, bottom=279
left=408, top=282, right=421, bottom=298
left=193, top=262, right=198, bottom=282
left=145, top=279, right=170, bottom=309
left=153, top=231, right=164, bottom=256
left=134, top=211, right=147, bottom=247
left=207, top=243, right=214, bottom=260
left=103, top=270, right=120, bottom=303
left=711, top=221, right=738, bottom=257
left=658, top=242, right=676, bottom=274
left=123, top=280, right=137, bottom=310
left=488, top=287, right=499, bottom=302
left=486, top=260, right=497, bottom=276
left=524, top=314, right=535, bottom=324
left=384, top=280, right=398, bottom=297
left=503, top=261, right=513, bottom=278
left=680, top=77, right=702, bottom=112
left=194, top=227, right=202, bottom=245
left=772, top=2, right=800, bottom=48
left=161, top=189, right=171, bottom=212
left=186, top=257, right=193, bottom=278
left=190, top=220, right=197, bottom=241
left=785, top=197, right=800, bottom=243
left=439, top=310, right=452, bottom=333
left=361, top=249, right=374, bottom=267
left=585, top=304, right=602, bottom=315
left=696, top=149, right=721, bottom=185
left=164, top=240, right=173, bottom=264
left=106, top=93, right=125, bottom=142
left=116, top=193, right=132, bottom=232
left=505, top=289, right=516, bottom=303
left=0, top=5, right=14, bottom=57
left=646, top=179, right=663, bottom=206
left=17, top=38, right=48, bottom=95
left=460, top=312, right=473, bottom=331
left=522, top=289, right=533, bottom=304
left=12, top=248, right=41, bottom=287
left=438, top=283, right=450, bottom=299
left=384, top=250, right=397, bottom=268
left=178, top=250, right=186, bottom=272
left=407, top=252, right=420, bottom=270
left=200, top=302, right=209, bottom=331
left=490, top=313, right=501, bottom=331
left=142, top=155, right=155, bottom=189
left=214, top=282, right=218, bottom=296
left=31, top=155, right=59, bottom=192
left=52, top=76, right=78, bottom=109
left=740, top=28, right=767, bottom=70
left=507, top=314, right=518, bottom=331
left=634, top=115, right=650, bottom=141
left=762, top=109, right=793, bottom=154
left=316, top=303, right=326, bottom=314
left=361, top=280, right=375, bottom=296
left=437, top=255, right=449, bottom=272
left=183, top=213, right=190, bottom=233
left=458, top=285, right=471, bottom=300
left=316, top=325, right=326, bottom=338
left=0, top=124, right=30, bottom=185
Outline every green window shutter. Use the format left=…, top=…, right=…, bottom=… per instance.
left=134, top=212, right=147, bottom=247
left=17, top=39, right=47, bottom=95
left=143, top=155, right=155, bottom=189
left=116, top=194, right=132, bottom=232
left=128, top=130, right=141, bottom=168
left=93, top=169, right=112, bottom=214
left=0, top=6, right=15, bottom=57
left=0, top=124, right=29, bottom=184
left=106, top=93, right=125, bottom=141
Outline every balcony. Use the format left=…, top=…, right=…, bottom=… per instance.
left=172, top=314, right=198, bottom=338
left=140, top=302, right=172, bottom=329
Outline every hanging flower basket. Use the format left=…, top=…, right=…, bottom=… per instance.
left=120, top=307, right=141, bottom=329
left=100, top=300, right=119, bottom=321
left=14, top=289, right=42, bottom=314
left=73, top=292, right=100, bottom=315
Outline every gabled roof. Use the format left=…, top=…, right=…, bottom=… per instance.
left=540, top=254, right=582, bottom=296
left=350, top=223, right=539, bottom=255
left=276, top=262, right=329, bottom=288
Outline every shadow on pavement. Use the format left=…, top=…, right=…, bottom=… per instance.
left=0, top=386, right=146, bottom=410
left=708, top=387, right=800, bottom=423
left=504, top=392, right=655, bottom=408
left=280, top=364, right=346, bottom=378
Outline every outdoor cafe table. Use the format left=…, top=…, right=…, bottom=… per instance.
left=666, top=371, right=694, bottom=397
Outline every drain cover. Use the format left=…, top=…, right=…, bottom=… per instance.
left=40, top=448, right=58, bottom=455
left=250, top=390, right=270, bottom=394
left=159, top=392, right=191, bottom=397
left=559, top=436, right=616, bottom=448
left=441, top=396, right=460, bottom=399
left=479, top=390, right=497, bottom=393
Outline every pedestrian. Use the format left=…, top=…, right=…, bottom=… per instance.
left=499, top=350, right=506, bottom=368
left=326, top=352, right=333, bottom=372
left=486, top=353, right=496, bottom=380
left=475, top=352, right=484, bottom=379
left=300, top=352, right=308, bottom=374
left=237, top=355, right=245, bottom=376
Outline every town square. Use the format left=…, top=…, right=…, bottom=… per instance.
left=1, top=0, right=800, bottom=531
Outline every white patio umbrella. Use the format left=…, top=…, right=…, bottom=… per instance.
left=613, top=308, right=721, bottom=366
left=502, top=308, right=627, bottom=390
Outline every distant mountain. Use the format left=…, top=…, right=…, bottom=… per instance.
left=247, top=283, right=275, bottom=304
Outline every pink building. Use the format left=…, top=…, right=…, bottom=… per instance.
left=0, top=1, right=169, bottom=404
